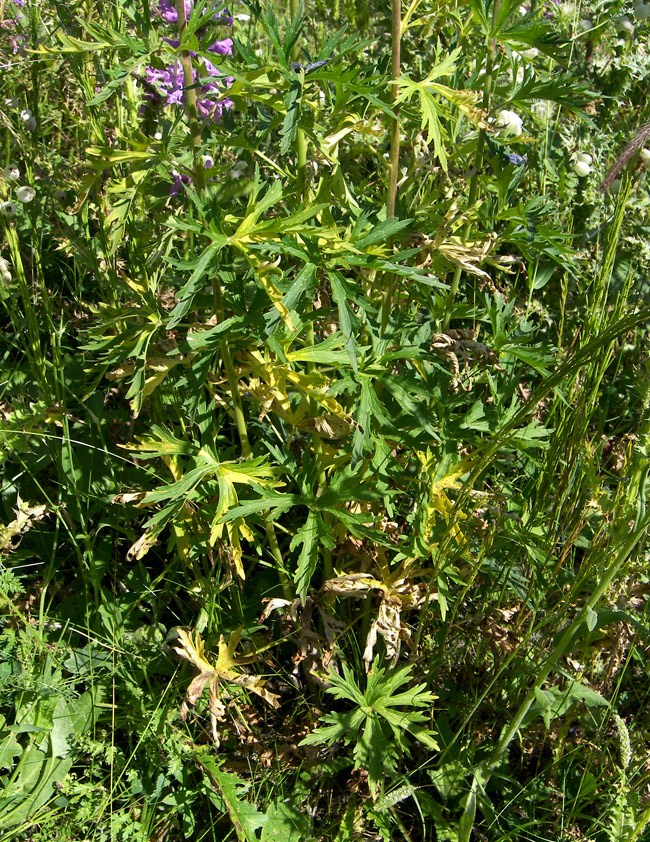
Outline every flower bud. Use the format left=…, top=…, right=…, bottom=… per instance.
left=575, top=152, right=593, bottom=165
left=3, top=165, right=20, bottom=182
left=15, top=185, right=35, bottom=203
left=571, top=158, right=591, bottom=177
left=578, top=19, right=593, bottom=31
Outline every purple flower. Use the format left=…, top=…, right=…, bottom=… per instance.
left=13, top=0, right=26, bottom=6
left=163, top=36, right=233, bottom=57
left=207, top=37, right=233, bottom=55
left=155, top=0, right=233, bottom=25
left=11, top=34, right=26, bottom=53
left=141, top=58, right=232, bottom=123
left=168, top=157, right=217, bottom=194
left=169, top=170, right=192, bottom=194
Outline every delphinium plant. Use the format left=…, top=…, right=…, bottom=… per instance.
left=1, top=0, right=650, bottom=839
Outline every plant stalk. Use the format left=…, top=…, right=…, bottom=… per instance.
left=380, top=0, right=402, bottom=335
left=176, top=0, right=205, bottom=192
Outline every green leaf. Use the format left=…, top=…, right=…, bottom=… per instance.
left=199, top=755, right=268, bottom=842
left=292, top=510, right=334, bottom=603
left=167, top=243, right=222, bottom=329
left=585, top=606, right=598, bottom=632
left=261, top=797, right=311, bottom=842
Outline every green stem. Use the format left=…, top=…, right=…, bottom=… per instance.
left=289, top=0, right=307, bottom=195
left=305, top=320, right=333, bottom=581
left=442, top=0, right=499, bottom=331
left=379, top=0, right=402, bottom=335
left=176, top=0, right=205, bottom=192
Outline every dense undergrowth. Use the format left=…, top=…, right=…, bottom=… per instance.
left=2, top=0, right=650, bottom=839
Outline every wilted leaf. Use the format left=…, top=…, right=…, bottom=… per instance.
left=172, top=629, right=279, bottom=745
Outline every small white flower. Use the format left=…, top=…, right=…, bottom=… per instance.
left=154, top=131, right=163, bottom=140
left=495, top=109, right=524, bottom=138
left=201, top=154, right=214, bottom=169
left=3, top=165, right=20, bottom=182
left=233, top=13, right=250, bottom=20
left=0, top=257, right=11, bottom=285
left=634, top=4, right=650, bottom=20
left=0, top=201, right=17, bottom=217
left=639, top=147, right=650, bottom=163
left=15, top=185, right=35, bottom=203
left=20, top=108, right=32, bottom=123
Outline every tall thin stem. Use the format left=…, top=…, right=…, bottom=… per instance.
left=442, top=0, right=500, bottom=331
left=175, top=0, right=205, bottom=192
left=380, top=0, right=402, bottom=335
left=290, top=0, right=307, bottom=195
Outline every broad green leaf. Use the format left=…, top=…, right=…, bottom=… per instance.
left=199, top=755, right=268, bottom=842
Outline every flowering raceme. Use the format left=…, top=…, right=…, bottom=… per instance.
left=156, top=0, right=233, bottom=25
left=143, top=56, right=233, bottom=122
left=144, top=0, right=234, bottom=123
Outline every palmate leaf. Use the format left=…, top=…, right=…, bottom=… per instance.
left=300, top=658, right=438, bottom=795
left=394, top=49, right=486, bottom=170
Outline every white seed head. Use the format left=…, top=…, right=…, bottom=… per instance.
left=3, top=165, right=20, bottom=182
left=617, top=16, right=635, bottom=34
left=16, top=185, right=36, bottom=203
left=0, top=201, right=17, bottom=217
